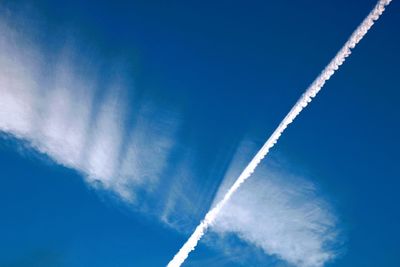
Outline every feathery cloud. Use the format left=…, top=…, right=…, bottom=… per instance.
left=0, top=14, right=178, bottom=202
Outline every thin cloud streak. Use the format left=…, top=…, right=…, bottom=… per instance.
left=166, top=1, right=392, bottom=266
left=211, top=146, right=339, bottom=267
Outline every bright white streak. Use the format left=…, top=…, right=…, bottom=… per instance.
left=167, top=1, right=392, bottom=266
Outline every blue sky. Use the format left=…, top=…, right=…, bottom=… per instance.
left=0, top=0, right=399, bottom=266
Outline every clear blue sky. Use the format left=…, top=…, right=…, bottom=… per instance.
left=0, top=0, right=399, bottom=266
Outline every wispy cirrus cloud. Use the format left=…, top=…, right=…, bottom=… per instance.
left=213, top=162, right=339, bottom=266
left=202, top=141, right=340, bottom=267
left=0, top=13, right=178, bottom=203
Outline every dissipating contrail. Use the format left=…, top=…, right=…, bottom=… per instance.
left=166, top=1, right=393, bottom=266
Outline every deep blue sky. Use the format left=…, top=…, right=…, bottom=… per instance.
left=0, top=0, right=399, bottom=266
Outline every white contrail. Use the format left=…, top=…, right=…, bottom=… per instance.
left=166, top=0, right=393, bottom=266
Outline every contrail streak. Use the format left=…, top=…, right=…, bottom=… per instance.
left=166, top=1, right=393, bottom=266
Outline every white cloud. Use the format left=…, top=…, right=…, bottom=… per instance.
left=211, top=142, right=339, bottom=267
left=0, top=15, right=179, bottom=203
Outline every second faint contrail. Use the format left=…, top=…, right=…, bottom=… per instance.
left=167, top=1, right=393, bottom=266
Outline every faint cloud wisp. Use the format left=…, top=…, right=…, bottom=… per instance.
left=212, top=154, right=339, bottom=267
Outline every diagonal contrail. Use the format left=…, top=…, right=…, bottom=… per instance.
left=166, top=1, right=393, bottom=266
